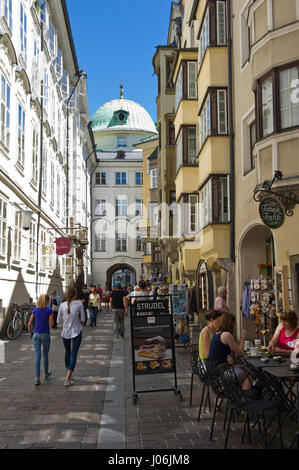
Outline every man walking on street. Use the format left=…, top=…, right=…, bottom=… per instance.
left=110, top=281, right=127, bottom=339
left=49, top=290, right=61, bottom=329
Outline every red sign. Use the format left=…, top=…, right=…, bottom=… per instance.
left=55, top=237, right=71, bottom=255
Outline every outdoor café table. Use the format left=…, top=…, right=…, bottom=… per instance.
left=244, top=355, right=291, bottom=369
left=261, top=364, right=299, bottom=448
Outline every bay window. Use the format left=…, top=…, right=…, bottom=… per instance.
left=200, top=175, right=230, bottom=228
left=198, top=1, right=227, bottom=67
left=257, top=63, right=299, bottom=140
left=200, top=89, right=227, bottom=148
left=175, top=61, right=197, bottom=110
left=176, top=126, right=197, bottom=172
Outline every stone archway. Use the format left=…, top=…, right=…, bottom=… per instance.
left=106, top=264, right=137, bottom=289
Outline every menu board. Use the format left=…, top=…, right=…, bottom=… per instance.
left=131, top=314, right=175, bottom=376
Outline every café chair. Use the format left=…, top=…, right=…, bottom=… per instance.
left=189, top=349, right=211, bottom=421
left=204, top=358, right=230, bottom=441
left=218, top=363, right=283, bottom=449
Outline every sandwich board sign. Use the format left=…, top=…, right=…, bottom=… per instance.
left=129, top=295, right=182, bottom=404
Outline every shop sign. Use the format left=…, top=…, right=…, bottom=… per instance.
left=55, top=237, right=71, bottom=255
left=259, top=197, right=285, bottom=229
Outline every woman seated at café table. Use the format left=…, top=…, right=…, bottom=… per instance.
left=267, top=310, right=299, bottom=356
left=198, top=310, right=223, bottom=362
left=208, top=312, right=253, bottom=391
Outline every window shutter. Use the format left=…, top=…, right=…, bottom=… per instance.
left=217, top=1, right=226, bottom=46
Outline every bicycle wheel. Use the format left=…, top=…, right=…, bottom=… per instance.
left=6, top=316, right=23, bottom=340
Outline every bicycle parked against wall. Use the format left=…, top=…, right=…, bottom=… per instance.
left=6, top=304, right=23, bottom=340
left=6, top=303, right=36, bottom=340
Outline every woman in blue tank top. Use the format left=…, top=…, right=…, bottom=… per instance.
left=208, top=313, right=252, bottom=390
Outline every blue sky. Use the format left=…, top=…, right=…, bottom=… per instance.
left=66, top=0, right=172, bottom=123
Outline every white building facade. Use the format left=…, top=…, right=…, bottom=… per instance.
left=91, top=94, right=157, bottom=289
left=0, top=0, right=96, bottom=331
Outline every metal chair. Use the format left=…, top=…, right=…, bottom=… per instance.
left=218, top=363, right=283, bottom=449
left=189, top=349, right=211, bottom=421
left=204, top=357, right=230, bottom=440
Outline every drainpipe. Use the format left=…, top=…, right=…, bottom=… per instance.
left=227, top=0, right=235, bottom=264
left=86, top=121, right=97, bottom=284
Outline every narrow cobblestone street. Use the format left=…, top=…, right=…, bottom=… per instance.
left=0, top=309, right=296, bottom=451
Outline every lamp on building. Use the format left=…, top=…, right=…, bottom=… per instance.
left=18, top=208, right=33, bottom=231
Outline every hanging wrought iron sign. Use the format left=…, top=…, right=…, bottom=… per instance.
left=253, top=171, right=299, bottom=220
left=259, top=196, right=285, bottom=229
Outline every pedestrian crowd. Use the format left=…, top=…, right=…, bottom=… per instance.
left=27, top=279, right=153, bottom=387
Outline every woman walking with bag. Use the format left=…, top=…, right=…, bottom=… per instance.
left=28, top=294, right=54, bottom=386
left=57, top=287, right=85, bottom=387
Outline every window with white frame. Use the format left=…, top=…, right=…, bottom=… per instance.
left=115, top=197, right=127, bottom=216
left=262, top=76, right=274, bottom=138
left=95, top=233, right=106, bottom=252
left=55, top=49, right=63, bottom=80
left=47, top=23, right=57, bottom=59
left=200, top=176, right=229, bottom=228
left=188, top=62, right=197, bottom=99
left=117, top=136, right=127, bottom=147
left=280, top=67, right=299, bottom=130
left=150, top=169, right=158, bottom=189
left=42, top=147, right=47, bottom=195
left=20, top=3, right=27, bottom=64
left=115, top=232, right=127, bottom=252
left=135, top=199, right=143, bottom=216
left=0, top=198, right=7, bottom=257
left=199, top=8, right=209, bottom=64
left=200, top=179, right=212, bottom=228
left=13, top=211, right=22, bottom=261
left=61, top=70, right=69, bottom=101
left=189, top=195, right=198, bottom=233
left=56, top=174, right=60, bottom=214
left=32, top=127, right=39, bottom=182
left=50, top=160, right=55, bottom=206
left=95, top=199, right=106, bottom=217
left=176, top=131, right=183, bottom=173
left=28, top=221, right=36, bottom=266
left=43, top=68, right=49, bottom=112
left=188, top=127, right=197, bottom=164
left=95, top=172, right=106, bottom=185
left=4, top=0, right=12, bottom=30
left=217, top=89, right=227, bottom=134
left=217, top=1, right=226, bottom=46
left=175, top=65, right=183, bottom=110
left=17, top=104, right=25, bottom=167
left=0, top=75, right=10, bottom=148
left=200, top=95, right=211, bottom=147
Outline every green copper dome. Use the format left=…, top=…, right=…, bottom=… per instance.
left=91, top=98, right=157, bottom=135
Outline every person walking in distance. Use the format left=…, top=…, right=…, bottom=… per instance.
left=57, top=287, right=85, bottom=387
left=88, top=285, right=101, bottom=327
left=49, top=290, right=61, bottom=329
left=97, top=283, right=103, bottom=311
left=110, top=281, right=128, bottom=339
left=78, top=285, right=89, bottom=326
left=28, top=294, right=54, bottom=386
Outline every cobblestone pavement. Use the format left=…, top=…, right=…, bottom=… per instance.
left=0, top=309, right=297, bottom=450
